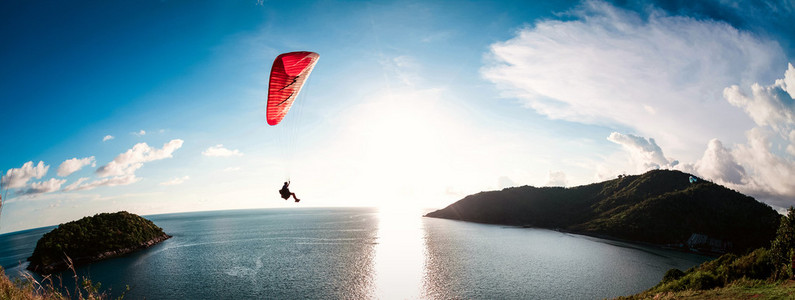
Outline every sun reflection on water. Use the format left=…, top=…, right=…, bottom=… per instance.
left=373, top=207, right=427, bottom=299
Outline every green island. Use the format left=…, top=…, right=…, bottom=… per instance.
left=26, top=211, right=171, bottom=275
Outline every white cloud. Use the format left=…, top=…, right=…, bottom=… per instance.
left=202, top=144, right=243, bottom=157
left=482, top=0, right=786, bottom=156
left=730, top=128, right=795, bottom=207
left=784, top=64, right=795, bottom=97
left=63, top=177, right=90, bottom=191
left=545, top=171, right=568, bottom=187
left=103, top=135, right=114, bottom=142
left=716, top=65, right=795, bottom=208
left=133, top=130, right=146, bottom=136
left=160, top=176, right=189, bottom=186
left=607, top=132, right=678, bottom=171
left=691, top=139, right=747, bottom=185
left=96, top=139, right=184, bottom=177
left=57, top=156, right=96, bottom=177
left=1, top=161, right=49, bottom=189
left=63, top=175, right=140, bottom=192
left=20, top=178, right=66, bottom=195
left=724, top=63, right=795, bottom=136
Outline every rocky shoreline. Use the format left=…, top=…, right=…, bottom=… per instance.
left=27, top=233, right=172, bottom=275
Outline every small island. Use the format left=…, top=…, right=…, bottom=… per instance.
left=27, top=211, right=171, bottom=275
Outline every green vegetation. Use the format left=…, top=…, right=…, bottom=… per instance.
left=27, top=211, right=170, bottom=274
left=0, top=265, right=122, bottom=299
left=619, top=279, right=795, bottom=299
left=425, top=169, right=780, bottom=254
left=623, top=208, right=795, bottom=299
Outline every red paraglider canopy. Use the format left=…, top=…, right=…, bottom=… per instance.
left=266, top=51, right=319, bottom=126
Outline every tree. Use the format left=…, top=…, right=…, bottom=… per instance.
left=769, top=207, right=795, bottom=278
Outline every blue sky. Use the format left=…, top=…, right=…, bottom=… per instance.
left=1, top=0, right=794, bottom=233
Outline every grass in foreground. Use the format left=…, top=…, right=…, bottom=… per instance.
left=620, top=279, right=795, bottom=299
left=1, top=266, right=53, bottom=300
left=0, top=267, right=41, bottom=300
left=1, top=265, right=121, bottom=300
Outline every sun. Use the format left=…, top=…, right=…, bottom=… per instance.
left=345, top=89, right=458, bottom=210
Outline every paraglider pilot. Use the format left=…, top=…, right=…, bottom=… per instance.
left=280, top=181, right=300, bottom=202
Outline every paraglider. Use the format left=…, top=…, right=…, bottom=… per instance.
left=266, top=51, right=320, bottom=126
left=266, top=51, right=319, bottom=203
left=279, top=181, right=300, bottom=202
left=689, top=176, right=698, bottom=184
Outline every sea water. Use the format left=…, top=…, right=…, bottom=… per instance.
left=0, top=207, right=711, bottom=299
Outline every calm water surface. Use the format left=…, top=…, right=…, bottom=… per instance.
left=0, top=207, right=711, bottom=299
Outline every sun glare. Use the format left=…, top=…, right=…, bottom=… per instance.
left=374, top=205, right=426, bottom=298
left=350, top=90, right=457, bottom=210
